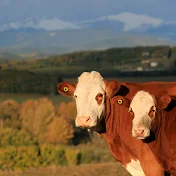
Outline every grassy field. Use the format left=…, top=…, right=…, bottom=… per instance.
left=0, top=163, right=130, bottom=176
left=0, top=93, right=72, bottom=105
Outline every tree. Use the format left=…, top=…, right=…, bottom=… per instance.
left=57, top=101, right=77, bottom=121
left=0, top=100, right=21, bottom=129
left=45, top=116, right=74, bottom=144
left=20, top=98, right=55, bottom=143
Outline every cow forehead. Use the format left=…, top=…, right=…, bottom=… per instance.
left=130, top=91, right=156, bottom=113
left=75, top=71, right=106, bottom=96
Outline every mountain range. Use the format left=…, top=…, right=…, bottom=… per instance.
left=0, top=12, right=176, bottom=57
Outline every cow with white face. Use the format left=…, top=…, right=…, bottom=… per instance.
left=57, top=71, right=119, bottom=130
left=130, top=90, right=171, bottom=139
left=130, top=90, right=176, bottom=175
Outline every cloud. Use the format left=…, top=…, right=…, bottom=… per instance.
left=84, top=12, right=164, bottom=31
left=0, top=17, right=82, bottom=31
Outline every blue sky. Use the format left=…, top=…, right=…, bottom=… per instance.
left=0, top=0, right=176, bottom=31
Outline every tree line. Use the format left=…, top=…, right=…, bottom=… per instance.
left=0, top=70, right=63, bottom=94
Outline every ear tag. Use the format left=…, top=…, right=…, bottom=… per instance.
left=118, top=99, right=123, bottom=104
left=64, top=87, right=69, bottom=92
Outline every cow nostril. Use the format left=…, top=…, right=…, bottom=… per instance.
left=86, top=117, right=90, bottom=122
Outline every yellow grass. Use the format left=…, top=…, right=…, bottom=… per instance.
left=0, top=163, right=130, bottom=176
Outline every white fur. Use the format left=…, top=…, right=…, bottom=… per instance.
left=125, top=159, right=145, bottom=176
left=74, top=71, right=106, bottom=128
left=130, top=90, right=156, bottom=138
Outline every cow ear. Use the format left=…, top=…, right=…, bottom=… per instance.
left=57, top=82, right=76, bottom=97
left=157, top=95, right=172, bottom=109
left=112, top=96, right=130, bottom=107
left=105, top=80, right=121, bottom=98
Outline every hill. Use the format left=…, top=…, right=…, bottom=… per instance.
left=1, top=46, right=176, bottom=77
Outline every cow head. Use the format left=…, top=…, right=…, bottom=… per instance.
left=129, top=90, right=171, bottom=139
left=57, top=71, right=121, bottom=129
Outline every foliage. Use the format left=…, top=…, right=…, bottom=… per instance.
left=0, top=146, right=39, bottom=170
left=54, top=145, right=68, bottom=166
left=0, top=100, right=21, bottom=129
left=20, top=98, right=55, bottom=143
left=45, top=116, right=74, bottom=144
left=0, top=128, right=36, bottom=147
left=57, top=101, right=77, bottom=121
left=39, top=144, right=56, bottom=166
left=65, top=148, right=81, bottom=165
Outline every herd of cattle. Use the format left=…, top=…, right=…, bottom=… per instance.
left=57, top=71, right=176, bottom=176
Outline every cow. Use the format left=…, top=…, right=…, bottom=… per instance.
left=129, top=90, right=176, bottom=175
left=57, top=71, right=174, bottom=176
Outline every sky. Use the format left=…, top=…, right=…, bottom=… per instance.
left=0, top=0, right=176, bottom=31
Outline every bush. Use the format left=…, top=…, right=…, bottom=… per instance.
left=39, top=143, right=56, bottom=166
left=0, top=128, right=36, bottom=147
left=65, top=148, right=81, bottom=165
left=14, top=146, right=40, bottom=169
left=79, top=149, right=101, bottom=164
left=54, top=145, right=67, bottom=166
left=0, top=146, right=40, bottom=170
left=45, top=116, right=74, bottom=145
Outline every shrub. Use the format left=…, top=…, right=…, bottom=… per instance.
left=45, top=116, right=74, bottom=145
left=39, top=143, right=56, bottom=166
left=0, top=128, right=36, bottom=147
left=54, top=145, right=67, bottom=166
left=79, top=149, right=100, bottom=164
left=0, top=100, right=21, bottom=129
left=65, top=148, right=81, bottom=165
left=20, top=98, right=55, bottom=143
left=0, top=146, right=39, bottom=170
left=14, top=146, right=40, bottom=169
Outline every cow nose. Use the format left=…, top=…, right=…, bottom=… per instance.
left=134, top=128, right=145, bottom=137
left=76, top=116, right=91, bottom=128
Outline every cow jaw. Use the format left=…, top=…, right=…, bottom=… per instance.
left=74, top=71, right=106, bottom=129
left=130, top=91, right=156, bottom=139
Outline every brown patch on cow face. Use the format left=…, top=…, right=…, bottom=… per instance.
left=148, top=106, right=156, bottom=120
left=95, top=93, right=104, bottom=105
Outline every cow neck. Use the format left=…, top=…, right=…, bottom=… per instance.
left=148, top=101, right=176, bottom=173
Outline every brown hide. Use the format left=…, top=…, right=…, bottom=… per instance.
left=98, top=82, right=174, bottom=176
left=57, top=79, right=175, bottom=176
left=146, top=98, right=176, bottom=175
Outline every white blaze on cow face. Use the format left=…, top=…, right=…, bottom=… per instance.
left=74, top=71, right=106, bottom=129
left=130, top=91, right=156, bottom=139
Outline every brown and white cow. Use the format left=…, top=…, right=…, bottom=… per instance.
left=57, top=71, right=174, bottom=176
left=129, top=90, right=176, bottom=175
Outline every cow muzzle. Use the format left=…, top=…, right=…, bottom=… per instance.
left=76, top=116, right=91, bottom=128
left=132, top=126, right=150, bottom=139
